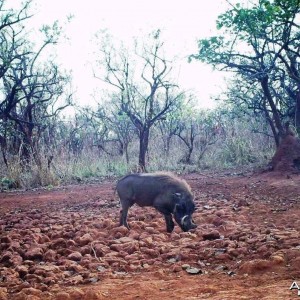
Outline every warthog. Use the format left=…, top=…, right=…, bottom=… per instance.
left=116, top=172, right=197, bottom=233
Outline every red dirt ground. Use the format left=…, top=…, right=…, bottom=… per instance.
left=1, top=170, right=300, bottom=299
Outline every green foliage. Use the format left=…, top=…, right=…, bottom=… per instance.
left=216, top=0, right=298, bottom=35
left=0, top=177, right=17, bottom=190
left=220, top=136, right=257, bottom=165
left=190, top=0, right=300, bottom=147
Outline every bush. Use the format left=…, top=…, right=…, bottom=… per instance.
left=0, top=111, right=275, bottom=189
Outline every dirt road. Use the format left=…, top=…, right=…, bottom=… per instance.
left=0, top=171, right=300, bottom=299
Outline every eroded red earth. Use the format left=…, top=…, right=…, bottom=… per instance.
left=1, top=171, right=300, bottom=299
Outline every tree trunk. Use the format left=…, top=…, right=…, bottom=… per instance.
left=295, top=90, right=300, bottom=135
left=0, top=135, right=8, bottom=168
left=185, top=146, right=193, bottom=164
left=138, top=127, right=150, bottom=172
left=197, top=144, right=208, bottom=165
left=260, top=77, right=284, bottom=145
left=165, top=135, right=172, bottom=156
left=264, top=105, right=280, bottom=148
left=125, top=145, right=129, bottom=165
left=122, top=140, right=130, bottom=165
left=21, top=133, right=33, bottom=165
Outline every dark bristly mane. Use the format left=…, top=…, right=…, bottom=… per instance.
left=143, top=172, right=192, bottom=193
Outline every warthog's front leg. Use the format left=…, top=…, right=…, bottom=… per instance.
left=154, top=202, right=175, bottom=233
left=164, top=214, right=175, bottom=233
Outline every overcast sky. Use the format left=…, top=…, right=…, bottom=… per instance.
left=29, top=0, right=232, bottom=108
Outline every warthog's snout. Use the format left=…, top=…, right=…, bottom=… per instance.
left=180, top=215, right=197, bottom=232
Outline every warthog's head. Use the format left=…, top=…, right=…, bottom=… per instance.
left=173, top=193, right=197, bottom=232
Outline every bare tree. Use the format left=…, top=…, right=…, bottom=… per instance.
left=95, top=31, right=184, bottom=171
left=174, top=109, right=223, bottom=164
left=157, top=115, right=179, bottom=157
left=0, top=2, right=72, bottom=167
left=0, top=0, right=32, bottom=80
left=91, top=105, right=135, bottom=164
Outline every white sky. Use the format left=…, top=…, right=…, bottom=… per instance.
left=29, top=0, right=231, bottom=109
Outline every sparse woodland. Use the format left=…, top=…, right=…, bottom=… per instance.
left=1, top=0, right=300, bottom=189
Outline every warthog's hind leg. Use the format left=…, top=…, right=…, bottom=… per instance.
left=119, top=200, right=130, bottom=229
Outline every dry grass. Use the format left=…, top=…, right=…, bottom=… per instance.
left=0, top=119, right=274, bottom=189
